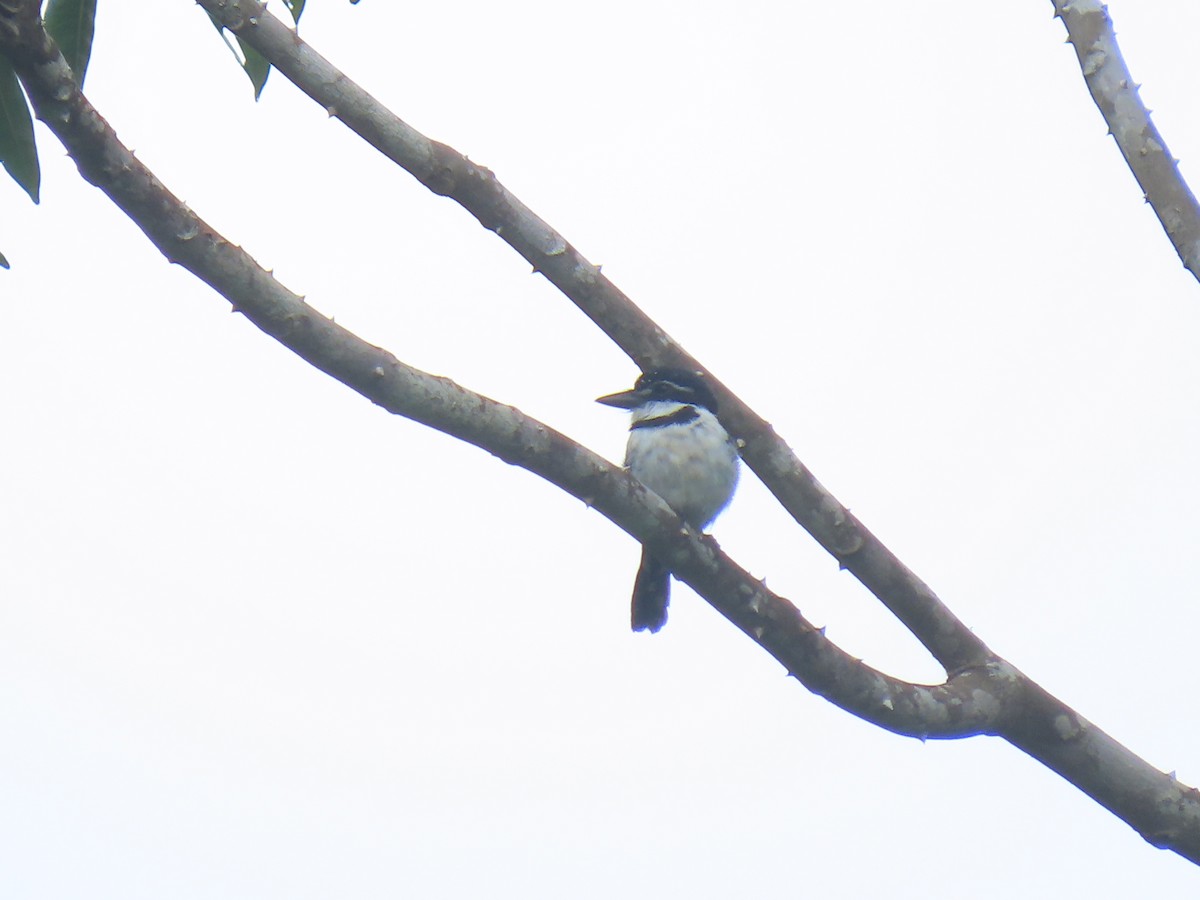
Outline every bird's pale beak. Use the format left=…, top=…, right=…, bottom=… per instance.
left=596, top=388, right=645, bottom=409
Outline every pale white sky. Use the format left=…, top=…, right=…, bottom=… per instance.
left=3, top=2, right=1200, bottom=896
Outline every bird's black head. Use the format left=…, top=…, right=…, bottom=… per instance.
left=597, top=368, right=719, bottom=413
left=634, top=369, right=720, bottom=413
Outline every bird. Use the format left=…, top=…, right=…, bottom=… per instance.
left=596, top=368, right=740, bottom=632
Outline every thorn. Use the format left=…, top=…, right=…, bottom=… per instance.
left=371, top=366, right=386, bottom=378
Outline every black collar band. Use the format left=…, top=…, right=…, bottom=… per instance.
left=630, top=405, right=700, bottom=430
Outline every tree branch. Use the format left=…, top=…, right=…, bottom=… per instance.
left=195, top=0, right=988, bottom=677
left=0, top=0, right=991, bottom=743
left=1053, top=0, right=1200, bottom=280
left=3, top=0, right=1200, bottom=865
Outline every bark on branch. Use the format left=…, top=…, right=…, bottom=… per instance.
left=1053, top=0, right=1200, bottom=280
left=2, top=0, right=1198, bottom=865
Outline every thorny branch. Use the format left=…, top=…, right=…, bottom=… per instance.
left=1, top=0, right=1198, bottom=865
left=1053, top=0, right=1200, bottom=280
left=196, top=0, right=991, bottom=678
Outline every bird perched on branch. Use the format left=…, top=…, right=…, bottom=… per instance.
left=597, top=368, right=739, bottom=632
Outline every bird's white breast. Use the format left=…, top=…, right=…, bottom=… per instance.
left=625, top=401, right=739, bottom=527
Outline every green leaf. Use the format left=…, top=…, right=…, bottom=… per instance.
left=0, top=55, right=39, bottom=203
left=44, top=0, right=98, bottom=88
left=236, top=37, right=271, bottom=99
left=282, top=0, right=306, bottom=25
left=205, top=11, right=271, bottom=99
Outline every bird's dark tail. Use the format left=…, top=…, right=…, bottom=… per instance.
left=631, top=549, right=671, bottom=632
